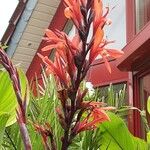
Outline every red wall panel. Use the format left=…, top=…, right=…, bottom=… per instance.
left=87, top=59, right=128, bottom=87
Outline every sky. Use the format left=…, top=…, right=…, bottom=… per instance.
left=0, top=0, right=18, bottom=39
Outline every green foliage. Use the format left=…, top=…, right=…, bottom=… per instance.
left=69, top=85, right=148, bottom=150
left=0, top=43, right=8, bottom=51
left=2, top=123, right=22, bottom=150
left=147, top=96, right=150, bottom=115
left=100, top=112, right=148, bottom=150
left=27, top=73, right=63, bottom=150
left=0, top=69, right=29, bottom=126
left=0, top=68, right=29, bottom=149
left=99, top=112, right=135, bottom=150
left=2, top=72, right=63, bottom=150
left=2, top=75, right=148, bottom=150
left=0, top=113, right=10, bottom=149
left=69, top=112, right=148, bottom=150
left=107, top=84, right=126, bottom=108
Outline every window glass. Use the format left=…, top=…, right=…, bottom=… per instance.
left=140, top=73, right=150, bottom=138
left=136, top=0, right=150, bottom=32
left=98, top=83, right=127, bottom=120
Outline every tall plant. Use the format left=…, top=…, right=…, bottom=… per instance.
left=0, top=49, right=31, bottom=149
left=37, top=0, right=124, bottom=149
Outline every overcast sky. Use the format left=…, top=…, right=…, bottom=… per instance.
left=0, top=0, right=18, bottom=40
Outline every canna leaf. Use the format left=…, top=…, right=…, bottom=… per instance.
left=0, top=69, right=29, bottom=126
left=147, top=96, right=150, bottom=114
left=0, top=113, right=10, bottom=148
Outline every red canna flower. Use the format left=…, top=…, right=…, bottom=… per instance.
left=40, top=29, right=83, bottom=83
left=93, top=0, right=110, bottom=34
left=93, top=0, right=103, bottom=32
left=56, top=107, right=67, bottom=129
left=74, top=106, right=114, bottom=134
left=42, top=29, right=66, bottom=52
left=34, top=123, right=49, bottom=145
left=42, top=29, right=81, bottom=56
left=36, top=0, right=124, bottom=148
left=89, top=38, right=124, bottom=73
left=90, top=27, right=104, bottom=60
left=38, top=53, right=68, bottom=87
left=81, top=101, right=105, bottom=108
left=73, top=100, right=115, bottom=134
left=64, top=0, right=83, bottom=28
left=99, top=48, right=124, bottom=73
left=33, top=123, right=56, bottom=149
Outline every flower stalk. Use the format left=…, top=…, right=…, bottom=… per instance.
left=0, top=49, right=32, bottom=150
left=37, top=0, right=123, bottom=149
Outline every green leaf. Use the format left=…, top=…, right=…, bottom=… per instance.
left=100, top=112, right=135, bottom=150
left=147, top=131, right=150, bottom=145
left=133, top=137, right=148, bottom=150
left=0, top=69, right=29, bottom=126
left=0, top=113, right=10, bottom=148
left=100, top=112, right=148, bottom=150
left=147, top=96, right=150, bottom=114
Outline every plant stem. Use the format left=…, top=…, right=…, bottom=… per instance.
left=0, top=49, right=32, bottom=150
left=18, top=121, right=32, bottom=150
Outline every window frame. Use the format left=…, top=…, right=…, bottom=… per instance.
left=133, top=65, right=150, bottom=137
left=126, top=0, right=150, bottom=42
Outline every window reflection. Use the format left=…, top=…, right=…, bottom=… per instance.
left=136, top=0, right=150, bottom=32
left=140, top=73, right=150, bottom=138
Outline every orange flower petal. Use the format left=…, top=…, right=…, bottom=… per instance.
left=41, top=44, right=57, bottom=51
left=64, top=7, right=72, bottom=19
left=93, top=28, right=104, bottom=51
left=64, top=0, right=73, bottom=8
left=106, top=49, right=124, bottom=58
left=45, top=29, right=58, bottom=39
left=102, top=55, right=111, bottom=73
left=94, top=0, right=103, bottom=19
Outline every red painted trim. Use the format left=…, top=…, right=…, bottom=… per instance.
left=117, top=0, right=150, bottom=71
left=87, top=59, right=128, bottom=87
left=126, top=0, right=136, bottom=43
left=133, top=74, right=141, bottom=137
left=127, top=72, right=134, bottom=133
left=133, top=67, right=150, bottom=138
left=117, top=21, right=150, bottom=71
left=26, top=1, right=67, bottom=81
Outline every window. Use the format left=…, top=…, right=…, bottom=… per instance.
left=97, top=83, right=128, bottom=124
left=136, top=0, right=150, bottom=32
left=140, top=73, right=150, bottom=138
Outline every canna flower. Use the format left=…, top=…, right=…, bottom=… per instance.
left=42, top=29, right=66, bottom=52
left=89, top=38, right=124, bottom=73
left=73, top=100, right=115, bottom=134
left=38, top=53, right=68, bottom=87
left=64, top=0, right=83, bottom=28
left=81, top=101, right=105, bottom=108
left=42, top=29, right=81, bottom=56
left=34, top=123, right=50, bottom=145
left=93, top=0, right=110, bottom=33
left=40, top=29, right=83, bottom=82
left=56, top=107, right=67, bottom=129
left=98, top=48, right=124, bottom=73
left=93, top=0, right=103, bottom=32
left=33, top=123, right=56, bottom=150
left=73, top=106, right=114, bottom=134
